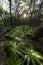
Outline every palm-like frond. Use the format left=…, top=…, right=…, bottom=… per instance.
left=23, top=49, right=43, bottom=65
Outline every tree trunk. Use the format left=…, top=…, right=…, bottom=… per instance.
left=9, top=0, right=12, bottom=27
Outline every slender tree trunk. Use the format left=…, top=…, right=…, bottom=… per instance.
left=9, top=0, right=12, bottom=27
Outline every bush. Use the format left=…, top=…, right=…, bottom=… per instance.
left=4, top=41, right=43, bottom=65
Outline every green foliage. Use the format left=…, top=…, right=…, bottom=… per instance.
left=1, top=0, right=43, bottom=64
left=4, top=41, right=25, bottom=57
left=4, top=41, right=25, bottom=65
left=4, top=41, right=13, bottom=56
left=0, top=18, right=3, bottom=24
left=8, top=57, right=24, bottom=65
left=4, top=40, right=43, bottom=65
left=0, top=7, right=3, bottom=14
left=7, top=25, right=35, bottom=37
left=23, top=49, right=43, bottom=65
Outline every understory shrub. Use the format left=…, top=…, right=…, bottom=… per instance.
left=4, top=41, right=43, bottom=65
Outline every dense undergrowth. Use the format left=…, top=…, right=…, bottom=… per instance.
left=4, top=25, right=43, bottom=65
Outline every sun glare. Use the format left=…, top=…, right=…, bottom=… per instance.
left=23, top=13, right=27, bottom=18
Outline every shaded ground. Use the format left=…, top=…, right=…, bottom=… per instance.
left=0, top=26, right=11, bottom=36
left=0, top=37, right=7, bottom=65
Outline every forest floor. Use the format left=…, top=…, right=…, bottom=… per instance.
left=0, top=37, right=7, bottom=65
left=0, top=32, right=43, bottom=65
